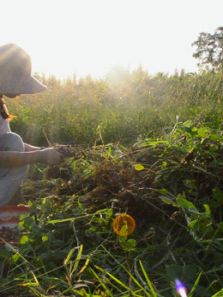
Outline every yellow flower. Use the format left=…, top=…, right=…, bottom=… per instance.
left=112, top=213, right=136, bottom=236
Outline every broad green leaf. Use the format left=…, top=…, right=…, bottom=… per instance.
left=134, top=163, right=145, bottom=171
left=162, top=161, right=167, bottom=169
left=183, top=120, right=193, bottom=128
left=42, top=234, right=48, bottom=242
left=161, top=196, right=177, bottom=207
left=19, top=235, right=29, bottom=245
left=188, top=219, right=198, bottom=229
left=176, top=195, right=197, bottom=211
left=159, top=188, right=169, bottom=194
left=12, top=253, right=20, bottom=263
left=197, top=127, right=210, bottom=138
left=203, top=204, right=211, bottom=217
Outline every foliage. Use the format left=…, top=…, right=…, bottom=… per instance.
left=192, top=27, right=223, bottom=70
left=2, top=68, right=223, bottom=296
left=1, top=122, right=223, bottom=296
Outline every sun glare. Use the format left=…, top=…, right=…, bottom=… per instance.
left=1, top=0, right=223, bottom=78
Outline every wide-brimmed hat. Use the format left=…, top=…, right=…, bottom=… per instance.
left=0, top=43, right=47, bottom=95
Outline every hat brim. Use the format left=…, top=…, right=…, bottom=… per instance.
left=0, top=76, right=47, bottom=95
left=19, top=76, right=47, bottom=94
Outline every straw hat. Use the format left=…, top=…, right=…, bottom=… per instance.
left=0, top=43, right=47, bottom=95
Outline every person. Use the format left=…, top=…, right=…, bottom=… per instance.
left=0, top=43, right=67, bottom=206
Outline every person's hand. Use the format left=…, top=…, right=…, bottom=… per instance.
left=38, top=147, right=64, bottom=165
left=54, top=145, right=73, bottom=157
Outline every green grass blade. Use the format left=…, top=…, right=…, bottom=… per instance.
left=95, top=265, right=150, bottom=297
left=95, top=265, right=130, bottom=291
left=90, top=267, right=112, bottom=296
left=188, top=272, right=202, bottom=297
left=139, top=260, right=157, bottom=297
left=64, top=247, right=76, bottom=266
left=211, top=288, right=223, bottom=297
left=71, top=244, right=83, bottom=274
left=100, top=247, right=152, bottom=297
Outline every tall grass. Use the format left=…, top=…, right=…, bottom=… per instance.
left=7, top=69, right=223, bottom=147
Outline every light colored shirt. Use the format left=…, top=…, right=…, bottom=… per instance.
left=0, top=114, right=11, bottom=135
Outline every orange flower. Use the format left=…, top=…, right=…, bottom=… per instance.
left=112, top=213, right=136, bottom=236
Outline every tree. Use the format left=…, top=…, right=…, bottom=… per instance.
left=192, top=27, right=223, bottom=70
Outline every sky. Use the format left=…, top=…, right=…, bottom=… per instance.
left=0, top=0, right=223, bottom=79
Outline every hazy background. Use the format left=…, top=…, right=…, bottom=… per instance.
left=1, top=0, right=223, bottom=78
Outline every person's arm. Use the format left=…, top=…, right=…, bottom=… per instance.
left=24, top=143, right=43, bottom=152
left=0, top=148, right=63, bottom=168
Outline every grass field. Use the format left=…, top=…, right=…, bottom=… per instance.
left=1, top=68, right=223, bottom=296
